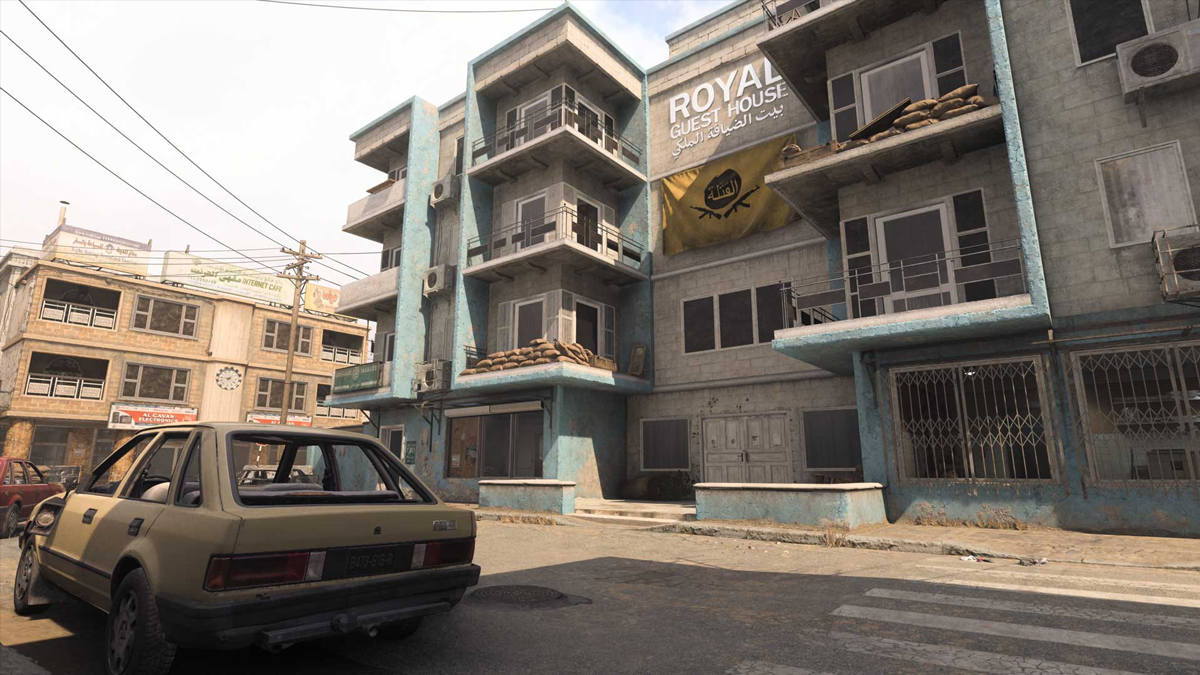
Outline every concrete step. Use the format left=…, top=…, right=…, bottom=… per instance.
left=567, top=513, right=682, bottom=527
left=573, top=507, right=696, bottom=522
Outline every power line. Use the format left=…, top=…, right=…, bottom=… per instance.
left=0, top=87, right=286, bottom=273
left=16, top=0, right=372, bottom=281
left=0, top=238, right=384, bottom=255
left=256, top=0, right=555, bottom=14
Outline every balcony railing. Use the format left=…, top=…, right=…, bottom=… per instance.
left=466, top=206, right=644, bottom=269
left=320, top=345, right=364, bottom=364
left=40, top=299, right=117, bottom=330
left=465, top=346, right=487, bottom=369
left=761, top=0, right=821, bottom=30
left=316, top=403, right=358, bottom=419
left=25, top=374, right=106, bottom=401
left=471, top=101, right=642, bottom=169
left=781, top=238, right=1026, bottom=328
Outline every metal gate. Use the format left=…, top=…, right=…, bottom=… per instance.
left=888, top=356, right=1061, bottom=484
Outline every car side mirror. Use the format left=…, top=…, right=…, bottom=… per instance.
left=62, top=478, right=79, bottom=494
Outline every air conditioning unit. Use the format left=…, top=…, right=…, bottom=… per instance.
left=1153, top=227, right=1200, bottom=301
left=1118, top=18, right=1200, bottom=103
left=416, top=359, right=452, bottom=393
left=423, top=264, right=456, bottom=298
left=429, top=174, right=461, bottom=209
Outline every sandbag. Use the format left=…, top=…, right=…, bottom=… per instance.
left=938, top=84, right=978, bottom=102
left=488, top=365, right=505, bottom=372
left=840, top=139, right=869, bottom=151
left=967, top=95, right=985, bottom=106
left=930, top=98, right=965, bottom=118
left=893, top=110, right=930, bottom=128
left=905, top=119, right=939, bottom=131
left=475, top=359, right=493, bottom=369
left=533, top=357, right=551, bottom=365
left=487, top=352, right=506, bottom=360
left=903, top=98, right=937, bottom=113
left=869, top=128, right=902, bottom=143
left=501, top=362, right=520, bottom=370
left=460, top=368, right=477, bottom=376
left=940, top=104, right=980, bottom=120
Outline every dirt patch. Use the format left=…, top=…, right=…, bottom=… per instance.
left=910, top=502, right=1032, bottom=531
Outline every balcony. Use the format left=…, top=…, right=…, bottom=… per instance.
left=766, top=106, right=1005, bottom=238
left=773, top=238, right=1048, bottom=373
left=336, top=266, right=400, bottom=321
left=25, top=374, right=105, bottom=401
left=469, top=102, right=645, bottom=190
left=343, top=180, right=405, bottom=243
left=320, top=345, right=364, bottom=365
left=458, top=347, right=650, bottom=395
left=352, top=104, right=410, bottom=172
left=40, top=299, right=118, bottom=330
left=464, top=206, right=646, bottom=286
left=315, top=403, right=359, bottom=420
left=757, top=0, right=935, bottom=119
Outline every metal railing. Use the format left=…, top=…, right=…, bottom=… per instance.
left=316, top=403, right=358, bottom=419
left=466, top=205, right=644, bottom=269
left=40, top=299, right=118, bottom=330
left=762, top=0, right=822, bottom=31
left=470, top=101, right=642, bottom=169
left=781, top=238, right=1026, bottom=328
left=25, top=374, right=106, bottom=401
left=465, top=346, right=487, bottom=369
left=320, top=345, right=364, bottom=364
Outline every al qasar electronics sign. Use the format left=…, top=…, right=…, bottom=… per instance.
left=667, top=58, right=790, bottom=161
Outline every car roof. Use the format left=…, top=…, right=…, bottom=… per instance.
left=133, top=422, right=375, bottom=441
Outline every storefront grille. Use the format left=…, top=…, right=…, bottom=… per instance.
left=888, top=357, right=1060, bottom=484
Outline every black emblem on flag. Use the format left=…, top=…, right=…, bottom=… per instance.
left=692, top=168, right=761, bottom=220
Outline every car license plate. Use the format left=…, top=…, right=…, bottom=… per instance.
left=344, top=546, right=402, bottom=577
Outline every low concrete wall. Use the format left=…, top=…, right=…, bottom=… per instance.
left=479, top=479, right=576, bottom=514
left=694, top=482, right=886, bottom=530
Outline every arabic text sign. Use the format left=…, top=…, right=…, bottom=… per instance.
left=161, top=251, right=294, bottom=305
left=245, top=413, right=313, bottom=426
left=43, top=225, right=151, bottom=275
left=666, top=58, right=790, bottom=162
left=109, top=404, right=198, bottom=430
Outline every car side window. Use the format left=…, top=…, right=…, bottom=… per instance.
left=24, top=463, right=45, bottom=484
left=174, top=439, right=203, bottom=507
left=2, top=464, right=11, bottom=485
left=125, top=434, right=190, bottom=503
left=11, top=462, right=27, bottom=485
left=82, top=434, right=157, bottom=496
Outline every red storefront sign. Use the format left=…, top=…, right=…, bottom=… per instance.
left=109, top=404, right=198, bottom=430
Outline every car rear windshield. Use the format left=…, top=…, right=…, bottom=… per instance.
left=228, top=432, right=432, bottom=506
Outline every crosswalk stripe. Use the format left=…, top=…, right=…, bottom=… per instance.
left=915, top=564, right=1200, bottom=593
left=831, top=604, right=1200, bottom=661
left=805, top=628, right=1149, bottom=675
left=930, top=578, right=1200, bottom=609
left=865, top=588, right=1200, bottom=630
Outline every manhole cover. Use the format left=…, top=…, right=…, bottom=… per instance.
left=469, top=585, right=590, bottom=610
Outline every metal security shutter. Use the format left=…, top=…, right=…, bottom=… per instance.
left=496, top=301, right=512, bottom=351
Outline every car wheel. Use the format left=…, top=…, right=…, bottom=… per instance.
left=377, top=616, right=422, bottom=640
left=104, top=569, right=176, bottom=675
left=1, top=505, right=18, bottom=538
left=13, top=540, right=46, bottom=615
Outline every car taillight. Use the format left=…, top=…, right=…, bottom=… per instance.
left=411, top=538, right=475, bottom=570
left=204, top=551, right=324, bottom=591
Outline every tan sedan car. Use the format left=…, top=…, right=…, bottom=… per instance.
left=13, top=423, right=479, bottom=675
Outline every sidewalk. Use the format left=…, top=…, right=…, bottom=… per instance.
left=466, top=505, right=1200, bottom=571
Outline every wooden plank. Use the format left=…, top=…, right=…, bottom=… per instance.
left=849, top=97, right=910, bottom=141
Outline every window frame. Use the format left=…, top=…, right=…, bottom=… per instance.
left=254, top=377, right=309, bottom=413
left=262, top=319, right=314, bottom=356
left=454, top=135, right=465, bottom=176
left=120, top=431, right=195, bottom=503
left=639, top=417, right=691, bottom=472
left=173, top=436, right=204, bottom=508
left=442, top=410, right=544, bottom=479
left=29, top=426, right=71, bottom=466
left=121, top=362, right=192, bottom=403
left=130, top=294, right=200, bottom=339
left=1063, top=0, right=1152, bottom=67
left=1095, top=140, right=1197, bottom=249
left=514, top=297, right=545, bottom=347
left=80, top=432, right=161, bottom=497
left=681, top=285, right=781, bottom=355
left=859, top=50, right=933, bottom=124
left=801, top=407, right=863, bottom=472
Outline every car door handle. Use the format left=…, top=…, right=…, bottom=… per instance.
left=127, top=518, right=145, bottom=536
left=82, top=508, right=97, bottom=524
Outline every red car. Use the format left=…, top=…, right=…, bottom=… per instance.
left=1, top=457, right=64, bottom=538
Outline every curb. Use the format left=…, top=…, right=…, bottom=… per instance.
left=650, top=522, right=1200, bottom=572
left=474, top=509, right=579, bottom=526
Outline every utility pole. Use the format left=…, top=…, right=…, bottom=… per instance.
left=277, top=241, right=321, bottom=425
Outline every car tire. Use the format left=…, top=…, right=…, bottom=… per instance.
left=105, top=569, right=176, bottom=675
left=13, top=540, right=46, bottom=616
left=1, top=505, right=18, bottom=538
left=377, top=617, right=423, bottom=640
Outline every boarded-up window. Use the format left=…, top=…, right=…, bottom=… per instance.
left=718, top=290, right=754, bottom=348
left=1066, top=0, right=1148, bottom=64
left=803, top=409, right=862, bottom=470
left=1097, top=142, right=1196, bottom=247
left=683, top=297, right=715, bottom=353
left=642, top=419, right=690, bottom=470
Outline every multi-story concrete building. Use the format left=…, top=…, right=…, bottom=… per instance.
left=0, top=251, right=368, bottom=473
left=328, top=0, right=1199, bottom=535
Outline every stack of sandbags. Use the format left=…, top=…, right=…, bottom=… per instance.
left=459, top=339, right=595, bottom=375
left=836, top=84, right=990, bottom=153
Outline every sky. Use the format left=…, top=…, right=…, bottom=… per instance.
left=0, top=0, right=730, bottom=287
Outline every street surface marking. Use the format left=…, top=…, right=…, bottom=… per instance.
left=725, top=662, right=833, bottom=675
left=916, top=565, right=1200, bottom=592
left=805, top=628, right=1149, bottom=675
left=831, top=604, right=1200, bottom=661
left=865, top=588, right=1200, bottom=630
left=930, top=579, right=1200, bottom=609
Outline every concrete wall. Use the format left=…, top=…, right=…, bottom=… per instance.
left=695, top=483, right=887, bottom=529
left=351, top=101, right=411, bottom=161
left=664, top=0, right=762, bottom=59
left=547, top=385, right=626, bottom=499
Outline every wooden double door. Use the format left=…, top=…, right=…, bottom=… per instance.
left=702, top=413, right=793, bottom=483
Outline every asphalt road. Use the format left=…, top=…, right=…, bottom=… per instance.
left=2, top=521, right=1199, bottom=675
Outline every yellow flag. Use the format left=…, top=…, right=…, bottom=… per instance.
left=662, top=135, right=794, bottom=255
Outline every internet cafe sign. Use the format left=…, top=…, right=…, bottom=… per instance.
left=667, top=58, right=790, bottom=161
left=161, top=251, right=294, bottom=306
left=43, top=225, right=151, bottom=276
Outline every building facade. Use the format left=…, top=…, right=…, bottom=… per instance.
left=0, top=257, right=368, bottom=474
left=327, top=0, right=1199, bottom=535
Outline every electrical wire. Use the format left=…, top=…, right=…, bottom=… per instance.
left=16, top=0, right=371, bottom=281
left=0, top=238, right=384, bottom=256
left=256, top=0, right=555, bottom=14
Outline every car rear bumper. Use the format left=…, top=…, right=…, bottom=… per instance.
left=155, top=563, right=481, bottom=649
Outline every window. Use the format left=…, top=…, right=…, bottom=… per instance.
left=861, top=51, right=930, bottom=123
left=388, top=166, right=407, bottom=183
left=1066, top=0, right=1149, bottom=65
left=125, top=434, right=190, bottom=503
left=454, top=136, right=464, bottom=176
left=718, top=290, right=754, bottom=348
left=446, top=411, right=542, bottom=479
left=123, top=364, right=190, bottom=402
left=256, top=378, right=307, bottom=412
left=381, top=246, right=403, bottom=271
left=175, top=439, right=203, bottom=506
left=263, top=319, right=313, bottom=355
left=683, top=297, right=716, bottom=353
left=1097, top=142, right=1197, bottom=248
left=132, top=295, right=198, bottom=338
left=383, top=332, right=396, bottom=362
left=684, top=286, right=783, bottom=353
left=755, top=284, right=785, bottom=344
left=515, top=299, right=544, bottom=347
left=641, top=419, right=690, bottom=471
left=803, top=409, right=862, bottom=471
left=93, top=429, right=117, bottom=469
left=82, top=434, right=156, bottom=495
left=9, top=462, right=27, bottom=485
left=25, top=463, right=46, bottom=484
left=30, top=426, right=70, bottom=466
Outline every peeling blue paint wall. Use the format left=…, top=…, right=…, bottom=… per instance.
left=479, top=482, right=575, bottom=514
left=547, top=385, right=627, bottom=498
left=453, top=67, right=495, bottom=382
left=696, top=486, right=887, bottom=530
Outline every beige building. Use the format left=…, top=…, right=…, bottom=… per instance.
left=0, top=255, right=368, bottom=474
